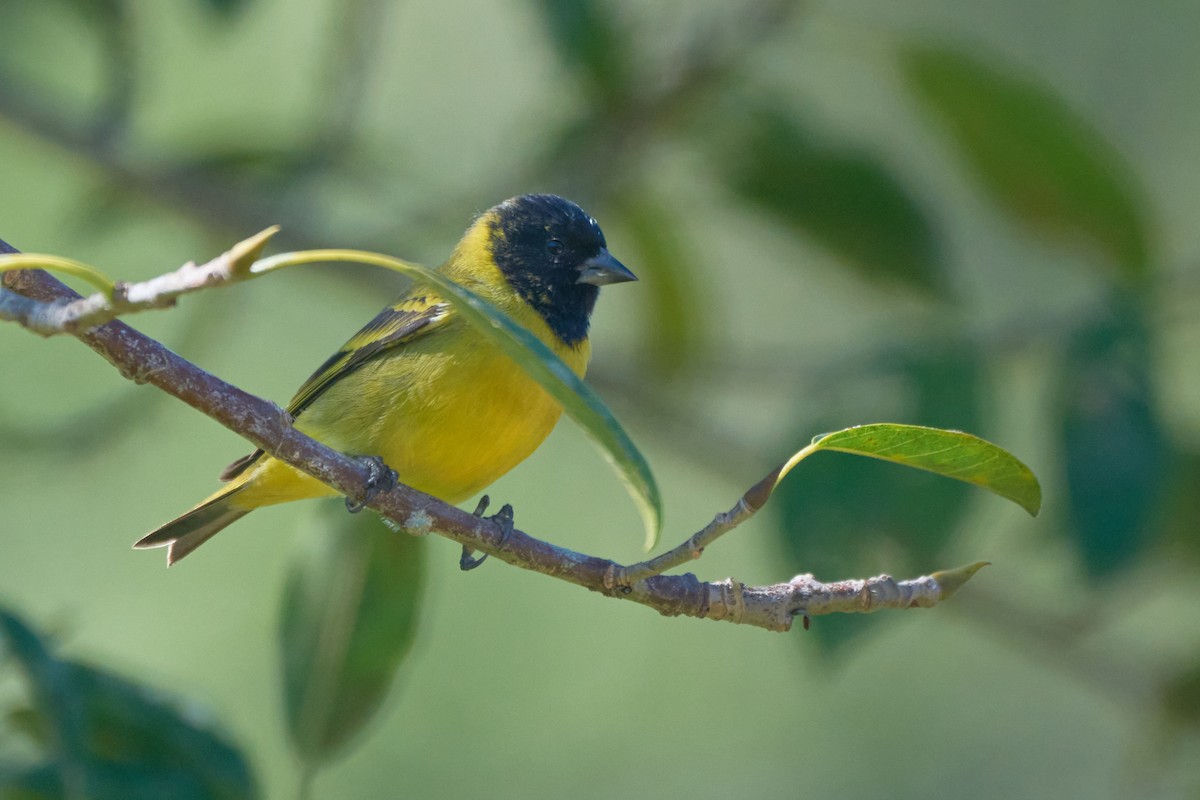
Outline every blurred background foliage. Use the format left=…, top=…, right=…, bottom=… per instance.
left=1, top=0, right=1199, bottom=798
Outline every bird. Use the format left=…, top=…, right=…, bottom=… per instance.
left=134, top=194, right=637, bottom=565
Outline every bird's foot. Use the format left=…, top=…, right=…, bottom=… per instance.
left=459, top=495, right=515, bottom=571
left=345, top=455, right=398, bottom=513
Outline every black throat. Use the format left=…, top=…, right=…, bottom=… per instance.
left=486, top=197, right=604, bottom=347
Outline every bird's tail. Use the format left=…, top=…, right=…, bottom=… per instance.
left=134, top=486, right=250, bottom=565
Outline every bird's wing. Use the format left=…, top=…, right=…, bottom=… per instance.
left=219, top=293, right=453, bottom=482
left=287, top=293, right=453, bottom=416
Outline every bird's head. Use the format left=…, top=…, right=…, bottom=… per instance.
left=482, top=194, right=636, bottom=346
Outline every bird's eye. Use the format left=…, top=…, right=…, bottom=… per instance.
left=546, top=238, right=565, bottom=257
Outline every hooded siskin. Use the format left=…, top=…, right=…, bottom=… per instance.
left=135, top=194, right=636, bottom=564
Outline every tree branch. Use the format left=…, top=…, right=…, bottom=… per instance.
left=1, top=236, right=981, bottom=633
left=0, top=228, right=277, bottom=336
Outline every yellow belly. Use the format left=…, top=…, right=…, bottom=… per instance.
left=229, top=318, right=589, bottom=510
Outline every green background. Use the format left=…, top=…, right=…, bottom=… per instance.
left=2, top=1, right=1199, bottom=798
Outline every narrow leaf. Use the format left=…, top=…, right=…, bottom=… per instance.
left=807, top=424, right=1041, bottom=515
left=902, top=44, right=1150, bottom=282
left=760, top=423, right=1041, bottom=517
left=0, top=608, right=256, bottom=800
left=253, top=250, right=663, bottom=550
left=281, top=500, right=424, bottom=764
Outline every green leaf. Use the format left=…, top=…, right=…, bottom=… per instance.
left=754, top=345, right=1038, bottom=521
left=762, top=420, right=1040, bottom=520
left=0, top=608, right=256, bottom=800
left=253, top=250, right=663, bottom=551
left=808, top=424, right=1040, bottom=515
left=67, top=667, right=255, bottom=799
left=724, top=106, right=946, bottom=296
left=902, top=44, right=1150, bottom=282
left=1058, top=300, right=1168, bottom=576
left=281, top=500, right=424, bottom=765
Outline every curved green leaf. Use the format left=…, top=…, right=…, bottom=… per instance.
left=253, top=250, right=663, bottom=550
left=281, top=500, right=425, bottom=765
left=810, top=424, right=1041, bottom=515
left=902, top=44, right=1150, bottom=282
left=758, top=423, right=1040, bottom=517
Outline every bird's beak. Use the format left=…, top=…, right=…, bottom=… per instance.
left=577, top=248, right=638, bottom=286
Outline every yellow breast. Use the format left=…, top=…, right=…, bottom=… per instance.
left=350, top=316, right=588, bottom=502
left=232, top=301, right=590, bottom=510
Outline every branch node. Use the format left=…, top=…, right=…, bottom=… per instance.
left=603, top=563, right=616, bottom=590
left=604, top=562, right=632, bottom=594
left=714, top=577, right=746, bottom=624
left=110, top=280, right=131, bottom=306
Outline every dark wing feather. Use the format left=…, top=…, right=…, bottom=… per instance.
left=219, top=294, right=452, bottom=482
left=287, top=294, right=451, bottom=416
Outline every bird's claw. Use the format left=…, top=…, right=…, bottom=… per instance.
left=345, top=455, right=398, bottom=513
left=459, top=495, right=515, bottom=571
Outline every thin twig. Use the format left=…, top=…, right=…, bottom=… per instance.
left=0, top=228, right=277, bottom=336
left=618, top=498, right=757, bottom=585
